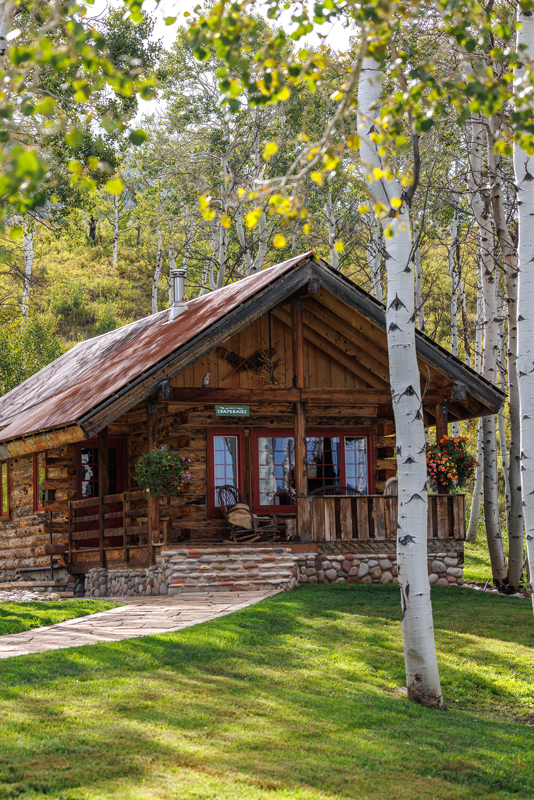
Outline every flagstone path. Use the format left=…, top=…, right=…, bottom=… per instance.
left=0, top=590, right=278, bottom=659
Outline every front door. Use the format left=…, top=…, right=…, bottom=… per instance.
left=76, top=439, right=127, bottom=548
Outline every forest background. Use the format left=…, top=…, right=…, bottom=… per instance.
left=0, top=3, right=506, bottom=526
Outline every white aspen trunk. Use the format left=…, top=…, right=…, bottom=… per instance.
left=413, top=221, right=425, bottom=332
left=458, top=271, right=470, bottom=366
left=0, top=0, right=13, bottom=60
left=236, top=212, right=253, bottom=277
left=488, top=114, right=524, bottom=589
left=152, top=226, right=162, bottom=315
left=514, top=10, right=534, bottom=607
left=359, top=55, right=444, bottom=708
left=467, top=118, right=507, bottom=585
left=21, top=223, right=34, bottom=318
left=325, top=189, right=339, bottom=270
left=367, top=212, right=383, bottom=303
left=217, top=220, right=228, bottom=289
left=466, top=275, right=485, bottom=543
left=467, top=419, right=484, bottom=543
left=448, top=209, right=460, bottom=436
left=168, top=239, right=175, bottom=307
left=497, top=286, right=511, bottom=536
left=251, top=211, right=268, bottom=274
left=113, top=194, right=119, bottom=266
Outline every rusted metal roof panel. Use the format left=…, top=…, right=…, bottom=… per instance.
left=0, top=253, right=313, bottom=443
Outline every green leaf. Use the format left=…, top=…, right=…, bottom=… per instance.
left=128, top=129, right=147, bottom=146
left=106, top=178, right=124, bottom=195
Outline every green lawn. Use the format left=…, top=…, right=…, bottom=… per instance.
left=0, top=599, right=120, bottom=636
left=0, top=584, right=532, bottom=800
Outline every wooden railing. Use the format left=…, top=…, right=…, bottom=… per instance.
left=67, top=490, right=164, bottom=564
left=300, top=494, right=465, bottom=542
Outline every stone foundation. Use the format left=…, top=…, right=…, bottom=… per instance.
left=84, top=544, right=464, bottom=597
left=297, top=548, right=464, bottom=586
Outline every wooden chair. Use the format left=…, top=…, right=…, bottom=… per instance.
left=308, top=485, right=362, bottom=496
left=384, top=477, right=398, bottom=496
left=217, top=485, right=280, bottom=543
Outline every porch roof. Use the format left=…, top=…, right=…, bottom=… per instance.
left=0, top=253, right=505, bottom=456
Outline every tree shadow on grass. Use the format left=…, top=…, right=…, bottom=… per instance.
left=0, top=586, right=533, bottom=798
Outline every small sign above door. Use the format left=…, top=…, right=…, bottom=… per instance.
left=215, top=405, right=250, bottom=417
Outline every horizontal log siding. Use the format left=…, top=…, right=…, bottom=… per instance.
left=123, top=400, right=384, bottom=543
left=0, top=453, right=47, bottom=570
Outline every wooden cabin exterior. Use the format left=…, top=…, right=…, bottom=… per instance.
left=0, top=254, right=504, bottom=580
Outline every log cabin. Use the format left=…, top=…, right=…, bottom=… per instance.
left=0, top=253, right=504, bottom=595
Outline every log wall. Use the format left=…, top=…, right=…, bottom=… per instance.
left=0, top=454, right=47, bottom=571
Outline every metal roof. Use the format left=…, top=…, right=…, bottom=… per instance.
left=0, top=251, right=504, bottom=448
left=0, top=253, right=313, bottom=444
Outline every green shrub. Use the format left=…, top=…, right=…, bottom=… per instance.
left=134, top=445, right=191, bottom=497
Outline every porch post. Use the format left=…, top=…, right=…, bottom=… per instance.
left=147, top=399, right=159, bottom=565
left=97, top=427, right=109, bottom=568
left=292, top=298, right=308, bottom=538
left=435, top=402, right=448, bottom=444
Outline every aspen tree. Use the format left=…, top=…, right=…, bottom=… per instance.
left=514, top=7, right=534, bottom=606
left=152, top=226, right=162, bottom=315
left=358, top=53, right=444, bottom=707
left=466, top=118, right=507, bottom=585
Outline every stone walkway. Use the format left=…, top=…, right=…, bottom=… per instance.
left=0, top=590, right=278, bottom=660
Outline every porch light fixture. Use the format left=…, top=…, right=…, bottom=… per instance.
left=168, top=268, right=188, bottom=321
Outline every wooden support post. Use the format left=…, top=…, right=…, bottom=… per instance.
left=292, top=298, right=308, bottom=538
left=436, top=402, right=448, bottom=444
left=97, top=427, right=109, bottom=569
left=147, top=399, right=159, bottom=565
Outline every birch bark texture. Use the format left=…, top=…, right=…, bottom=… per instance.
left=488, top=114, right=524, bottom=588
left=466, top=118, right=507, bottom=584
left=21, top=222, right=34, bottom=318
left=358, top=55, right=444, bottom=708
left=514, top=9, right=534, bottom=606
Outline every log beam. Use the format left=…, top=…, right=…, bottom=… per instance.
left=97, top=427, right=109, bottom=569
left=171, top=387, right=453, bottom=405
left=436, top=402, right=448, bottom=443
left=147, top=400, right=159, bottom=565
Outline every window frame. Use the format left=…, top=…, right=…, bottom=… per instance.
left=207, top=429, right=245, bottom=515
left=75, top=438, right=127, bottom=501
left=0, top=459, right=10, bottom=519
left=33, top=452, right=46, bottom=512
left=252, top=429, right=374, bottom=512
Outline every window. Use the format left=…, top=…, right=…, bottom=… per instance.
left=0, top=460, right=8, bottom=518
left=76, top=442, right=125, bottom=499
left=33, top=452, right=46, bottom=512
left=208, top=431, right=243, bottom=512
left=253, top=430, right=372, bottom=510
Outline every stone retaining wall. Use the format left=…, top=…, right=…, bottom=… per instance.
left=296, top=548, right=464, bottom=586
left=84, top=545, right=464, bottom=597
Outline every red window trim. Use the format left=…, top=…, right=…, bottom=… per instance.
left=33, top=452, right=45, bottom=512
left=207, top=429, right=244, bottom=515
left=252, top=429, right=374, bottom=512
left=0, top=459, right=9, bottom=519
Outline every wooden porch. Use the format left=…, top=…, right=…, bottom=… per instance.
left=62, top=491, right=466, bottom=572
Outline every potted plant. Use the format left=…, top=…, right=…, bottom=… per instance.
left=426, top=435, right=477, bottom=494
left=134, top=445, right=191, bottom=498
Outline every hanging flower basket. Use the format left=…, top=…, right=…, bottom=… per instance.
left=427, top=436, right=477, bottom=494
left=134, top=446, right=191, bottom=498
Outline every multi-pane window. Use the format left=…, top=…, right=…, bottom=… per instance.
left=211, top=433, right=241, bottom=508
left=33, top=452, right=46, bottom=511
left=253, top=431, right=371, bottom=509
left=0, top=461, right=8, bottom=517
left=79, top=446, right=121, bottom=499
left=257, top=436, right=295, bottom=506
left=344, top=436, right=369, bottom=494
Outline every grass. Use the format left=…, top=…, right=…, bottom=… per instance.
left=0, top=584, right=532, bottom=800
left=0, top=600, right=120, bottom=636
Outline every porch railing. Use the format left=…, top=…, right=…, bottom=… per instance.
left=67, top=489, right=171, bottom=564
left=301, top=494, right=465, bottom=543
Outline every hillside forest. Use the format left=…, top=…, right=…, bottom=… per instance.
left=5, top=0, right=534, bottom=712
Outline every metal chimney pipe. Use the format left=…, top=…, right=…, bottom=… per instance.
left=168, top=268, right=188, bottom=321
